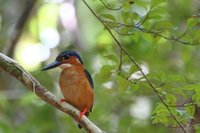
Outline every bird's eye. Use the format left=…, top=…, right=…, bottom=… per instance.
left=65, top=55, right=70, bottom=59
left=62, top=55, right=69, bottom=60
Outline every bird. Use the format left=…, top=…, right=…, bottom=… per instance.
left=42, top=50, right=94, bottom=128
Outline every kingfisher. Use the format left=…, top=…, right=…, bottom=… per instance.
left=42, top=50, right=94, bottom=128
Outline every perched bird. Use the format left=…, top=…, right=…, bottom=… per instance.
left=42, top=50, right=94, bottom=128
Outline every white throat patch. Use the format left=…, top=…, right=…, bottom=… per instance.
left=59, top=63, right=72, bottom=69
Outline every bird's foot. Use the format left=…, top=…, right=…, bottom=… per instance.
left=59, top=98, right=66, bottom=104
left=78, top=108, right=87, bottom=121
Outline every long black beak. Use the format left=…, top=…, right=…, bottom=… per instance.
left=42, top=61, right=61, bottom=71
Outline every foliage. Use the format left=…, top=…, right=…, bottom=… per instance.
left=0, top=0, right=200, bottom=133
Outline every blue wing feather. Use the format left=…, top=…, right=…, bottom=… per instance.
left=84, top=69, right=94, bottom=89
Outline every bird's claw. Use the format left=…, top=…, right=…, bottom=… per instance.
left=59, top=98, right=66, bottom=104
left=78, top=108, right=87, bottom=121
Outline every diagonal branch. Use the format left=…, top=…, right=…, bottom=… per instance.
left=82, top=0, right=187, bottom=133
left=0, top=53, right=105, bottom=133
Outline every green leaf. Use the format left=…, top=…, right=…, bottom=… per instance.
left=152, top=103, right=179, bottom=126
left=149, top=71, right=167, bottom=83
left=186, top=105, right=195, bottom=118
left=167, top=75, right=184, bottom=83
left=105, top=21, right=119, bottom=29
left=130, top=83, right=139, bottom=92
left=165, top=94, right=177, bottom=105
left=154, top=21, right=173, bottom=31
left=122, top=1, right=131, bottom=12
left=117, top=75, right=130, bottom=93
left=152, top=103, right=170, bottom=125
left=153, top=103, right=169, bottom=114
left=151, top=0, right=166, bottom=7
left=118, top=27, right=131, bottom=34
left=187, top=17, right=197, bottom=29
left=121, top=11, right=129, bottom=23
left=192, top=84, right=200, bottom=106
left=150, top=3, right=167, bottom=19
left=95, top=65, right=114, bottom=83
left=185, top=84, right=199, bottom=91
left=100, top=14, right=116, bottom=22
left=104, top=54, right=119, bottom=64
left=128, top=64, right=138, bottom=76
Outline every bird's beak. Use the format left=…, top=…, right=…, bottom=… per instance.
left=42, top=61, right=62, bottom=71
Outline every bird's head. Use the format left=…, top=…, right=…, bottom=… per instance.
left=42, top=50, right=83, bottom=71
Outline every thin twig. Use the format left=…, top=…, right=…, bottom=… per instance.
left=99, top=0, right=122, bottom=10
left=82, top=1, right=187, bottom=132
left=137, top=27, right=194, bottom=45
left=0, top=53, right=105, bottom=133
left=175, top=27, right=190, bottom=40
left=102, top=20, right=196, bottom=45
left=115, top=28, right=135, bottom=36
left=118, top=49, right=123, bottom=73
left=167, top=103, right=196, bottom=107
left=136, top=8, right=152, bottom=27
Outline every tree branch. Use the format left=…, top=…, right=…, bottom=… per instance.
left=0, top=53, right=105, bottom=133
left=101, top=20, right=195, bottom=45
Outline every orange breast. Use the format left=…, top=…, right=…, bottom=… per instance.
left=59, top=65, right=94, bottom=114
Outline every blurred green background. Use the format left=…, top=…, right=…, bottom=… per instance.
left=0, top=0, right=200, bottom=133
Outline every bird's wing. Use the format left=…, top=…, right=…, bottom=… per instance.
left=84, top=69, right=94, bottom=89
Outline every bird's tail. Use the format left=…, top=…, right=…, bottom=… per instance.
left=78, top=124, right=82, bottom=129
